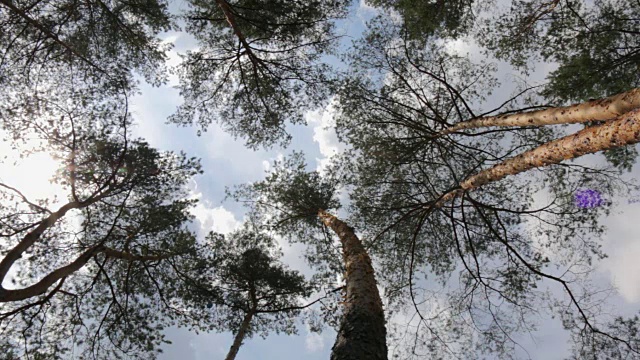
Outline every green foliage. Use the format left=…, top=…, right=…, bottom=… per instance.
left=179, top=226, right=313, bottom=339
left=2, top=0, right=640, bottom=358
left=480, top=0, right=640, bottom=103
left=227, top=152, right=344, bottom=290
left=603, top=146, right=639, bottom=173
left=0, top=0, right=175, bottom=173
left=564, top=311, right=640, bottom=359
left=229, top=152, right=340, bottom=224
left=332, top=15, right=638, bottom=357
left=366, top=0, right=476, bottom=39
left=0, top=112, right=206, bottom=358
left=0, top=0, right=173, bottom=87
left=171, top=0, right=350, bottom=148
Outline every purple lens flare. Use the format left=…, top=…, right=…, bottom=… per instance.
left=574, top=188, right=605, bottom=208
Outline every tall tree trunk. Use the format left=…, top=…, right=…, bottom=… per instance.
left=437, top=108, right=640, bottom=205
left=439, top=88, right=640, bottom=135
left=225, top=310, right=255, bottom=360
left=318, top=209, right=388, bottom=360
left=214, top=0, right=260, bottom=63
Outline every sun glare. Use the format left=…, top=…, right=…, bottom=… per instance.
left=0, top=141, right=67, bottom=209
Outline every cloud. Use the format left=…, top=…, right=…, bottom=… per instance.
left=189, top=180, right=241, bottom=236
left=0, top=137, right=66, bottom=207
left=600, top=203, right=640, bottom=303
left=357, top=0, right=377, bottom=16
left=307, top=101, right=345, bottom=173
left=305, top=329, right=325, bottom=352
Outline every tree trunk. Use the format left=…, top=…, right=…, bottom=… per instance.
left=318, top=209, right=388, bottom=360
left=0, top=244, right=103, bottom=302
left=225, top=310, right=255, bottom=360
left=214, top=0, right=259, bottom=60
left=439, top=88, right=640, bottom=135
left=0, top=195, right=106, bottom=283
left=437, top=108, right=640, bottom=205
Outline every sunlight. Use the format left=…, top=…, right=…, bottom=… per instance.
left=0, top=139, right=67, bottom=210
left=0, top=137, right=70, bottom=290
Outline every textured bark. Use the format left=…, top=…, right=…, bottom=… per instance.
left=440, top=88, right=640, bottom=135
left=438, top=108, right=640, bottom=205
left=224, top=310, right=255, bottom=360
left=318, top=210, right=388, bottom=360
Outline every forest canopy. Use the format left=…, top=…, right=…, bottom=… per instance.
left=1, top=0, right=640, bottom=359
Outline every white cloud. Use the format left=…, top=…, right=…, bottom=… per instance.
left=357, top=0, right=377, bottom=16
left=441, top=37, right=478, bottom=56
left=305, top=330, right=325, bottom=352
left=307, top=101, right=345, bottom=173
left=600, top=203, right=640, bottom=303
left=261, top=160, right=271, bottom=172
left=358, top=0, right=375, bottom=11
left=189, top=180, right=241, bottom=236
left=0, top=140, right=66, bottom=208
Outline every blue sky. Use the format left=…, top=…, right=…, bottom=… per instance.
left=131, top=1, right=640, bottom=358
left=2, top=0, right=640, bottom=358
left=129, top=3, right=375, bottom=359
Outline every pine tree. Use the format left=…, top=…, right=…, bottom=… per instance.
left=0, top=104, right=206, bottom=358
left=479, top=0, right=640, bottom=103
left=229, top=153, right=389, bottom=360
left=170, top=0, right=350, bottom=148
left=178, top=226, right=313, bottom=360
left=332, top=15, right=640, bottom=358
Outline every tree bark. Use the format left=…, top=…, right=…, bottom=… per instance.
left=318, top=209, right=388, bottom=360
left=0, top=244, right=104, bottom=302
left=0, top=246, right=175, bottom=303
left=437, top=108, right=640, bottom=205
left=224, top=310, right=255, bottom=360
left=439, top=88, right=640, bottom=135
left=214, top=0, right=259, bottom=61
left=0, top=195, right=105, bottom=283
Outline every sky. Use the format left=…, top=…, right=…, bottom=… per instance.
left=1, top=0, right=640, bottom=359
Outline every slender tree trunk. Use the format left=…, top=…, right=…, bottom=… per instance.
left=0, top=244, right=104, bottom=302
left=437, top=108, right=640, bottom=205
left=225, top=310, right=255, bottom=360
left=439, top=88, right=640, bottom=135
left=0, top=195, right=106, bottom=283
left=0, top=246, right=174, bottom=302
left=318, top=209, right=388, bottom=360
left=214, top=0, right=259, bottom=60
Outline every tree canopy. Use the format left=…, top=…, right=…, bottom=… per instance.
left=0, top=112, right=207, bottom=358
left=2, top=0, right=640, bottom=359
left=177, top=226, right=314, bottom=360
left=170, top=0, right=350, bottom=148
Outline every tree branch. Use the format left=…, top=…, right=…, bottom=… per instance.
left=439, top=88, right=640, bottom=135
